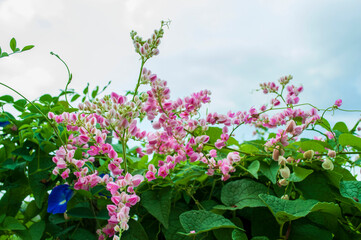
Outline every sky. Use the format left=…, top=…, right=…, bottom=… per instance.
left=1, top=0, right=361, bottom=139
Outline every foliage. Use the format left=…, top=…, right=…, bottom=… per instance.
left=1, top=21, right=361, bottom=240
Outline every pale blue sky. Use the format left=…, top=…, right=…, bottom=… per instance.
left=1, top=0, right=361, bottom=136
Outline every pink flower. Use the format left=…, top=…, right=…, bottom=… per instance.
left=158, top=166, right=168, bottom=178
left=334, top=99, right=342, bottom=107
left=131, top=175, right=144, bottom=187
left=146, top=171, right=156, bottom=181
left=215, top=139, right=226, bottom=149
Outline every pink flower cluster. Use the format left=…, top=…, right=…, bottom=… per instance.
left=97, top=173, right=143, bottom=239
left=201, top=151, right=241, bottom=181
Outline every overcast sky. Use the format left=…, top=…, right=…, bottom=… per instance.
left=1, top=0, right=361, bottom=137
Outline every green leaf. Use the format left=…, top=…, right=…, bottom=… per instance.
left=162, top=204, right=189, bottom=240
left=67, top=207, right=108, bottom=220
left=39, top=94, right=53, bottom=104
left=12, top=146, right=35, bottom=162
left=10, top=38, right=17, bottom=52
left=291, top=140, right=327, bottom=153
left=259, top=161, right=279, bottom=184
left=70, top=228, right=97, bottom=240
left=205, top=127, right=239, bottom=146
left=2, top=216, right=26, bottom=230
left=122, top=219, right=149, bottom=240
left=339, top=133, right=361, bottom=150
left=23, top=200, right=41, bottom=222
left=0, top=214, right=5, bottom=224
left=295, top=172, right=338, bottom=202
left=28, top=220, right=45, bottom=240
left=13, top=99, right=27, bottom=112
left=232, top=229, right=248, bottom=240
left=288, top=166, right=313, bottom=182
left=71, top=93, right=80, bottom=102
left=141, top=187, right=172, bottom=228
left=173, top=164, right=205, bottom=185
left=0, top=95, right=14, bottom=103
left=83, top=83, right=89, bottom=95
left=179, top=210, right=241, bottom=235
left=216, top=179, right=269, bottom=210
left=74, top=148, right=83, bottom=159
left=289, top=218, right=333, bottom=240
left=1, top=52, right=9, bottom=58
left=91, top=86, right=99, bottom=98
left=21, top=45, right=34, bottom=52
left=239, top=144, right=260, bottom=154
left=247, top=160, right=260, bottom=179
left=316, top=118, right=331, bottom=131
left=249, top=208, right=279, bottom=239
left=340, top=181, right=361, bottom=206
left=213, top=228, right=234, bottom=240
left=259, top=194, right=341, bottom=224
left=333, top=122, right=349, bottom=133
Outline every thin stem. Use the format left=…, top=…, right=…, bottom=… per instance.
left=0, top=82, right=67, bottom=151
left=132, top=59, right=146, bottom=101
left=50, top=52, right=73, bottom=108
left=122, top=130, right=128, bottom=173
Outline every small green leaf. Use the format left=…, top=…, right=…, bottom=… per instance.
left=29, top=220, right=45, bottom=240
left=232, top=229, right=248, bottom=240
left=1, top=52, right=9, bottom=58
left=83, top=83, right=89, bottom=95
left=179, top=210, right=242, bottom=235
left=316, top=118, right=331, bottom=131
left=247, top=160, right=260, bottom=179
left=141, top=187, right=172, bottom=228
left=2, top=216, right=26, bottom=230
left=216, top=178, right=269, bottom=210
left=333, top=122, right=348, bottom=133
left=339, top=133, right=361, bottom=150
left=39, top=94, right=53, bottom=104
left=21, top=45, right=35, bottom=52
left=239, top=144, right=260, bottom=154
left=91, top=86, right=99, bottom=98
left=0, top=95, right=14, bottom=103
left=13, top=99, right=27, bottom=112
left=259, top=161, right=279, bottom=184
left=259, top=194, right=341, bottom=224
left=71, top=94, right=80, bottom=102
left=10, top=38, right=17, bottom=52
left=288, top=166, right=313, bottom=182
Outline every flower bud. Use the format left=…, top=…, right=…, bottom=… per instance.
left=278, top=156, right=286, bottom=165
left=152, top=48, right=160, bottom=55
left=272, top=149, right=280, bottom=161
left=328, top=150, right=336, bottom=158
left=286, top=157, right=294, bottom=163
left=322, top=158, right=334, bottom=171
left=285, top=120, right=296, bottom=133
left=278, top=178, right=288, bottom=187
left=281, top=194, right=289, bottom=200
left=303, top=150, right=314, bottom=160
left=280, top=166, right=290, bottom=179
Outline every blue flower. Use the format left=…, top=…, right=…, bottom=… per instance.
left=47, top=184, right=73, bottom=214
left=0, top=121, right=10, bottom=127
